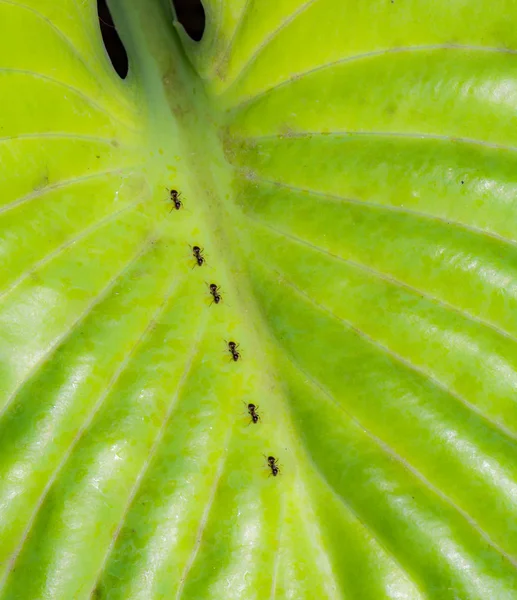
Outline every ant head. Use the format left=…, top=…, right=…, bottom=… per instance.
left=192, top=245, right=200, bottom=252
left=209, top=283, right=217, bottom=291
left=267, top=456, right=275, bottom=464
left=248, top=403, right=256, bottom=410
left=228, top=341, right=236, bottom=349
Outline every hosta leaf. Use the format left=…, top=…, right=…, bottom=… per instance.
left=1, top=0, right=517, bottom=598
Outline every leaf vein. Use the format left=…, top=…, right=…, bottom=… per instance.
left=0, top=0, right=117, bottom=92
left=0, top=237, right=163, bottom=590
left=0, top=185, right=150, bottom=304
left=243, top=130, right=517, bottom=154
left=175, top=428, right=232, bottom=600
left=228, top=44, right=517, bottom=109
left=244, top=213, right=517, bottom=357
left=218, top=0, right=319, bottom=93
left=248, top=174, right=517, bottom=249
left=270, top=262, right=517, bottom=445
left=87, top=281, right=205, bottom=597
left=0, top=68, right=137, bottom=131
left=0, top=132, right=132, bottom=147
left=0, top=165, right=138, bottom=217
left=285, top=350, right=517, bottom=570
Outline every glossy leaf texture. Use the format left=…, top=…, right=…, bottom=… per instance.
left=1, top=0, right=517, bottom=598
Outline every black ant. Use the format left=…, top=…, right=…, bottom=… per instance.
left=246, top=403, right=260, bottom=424
left=191, top=245, right=205, bottom=267
left=167, top=188, right=183, bottom=211
left=266, top=455, right=280, bottom=477
left=208, top=283, right=222, bottom=305
left=227, top=340, right=240, bottom=361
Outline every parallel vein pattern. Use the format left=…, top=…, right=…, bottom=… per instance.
left=3, top=0, right=517, bottom=598
left=208, top=0, right=517, bottom=597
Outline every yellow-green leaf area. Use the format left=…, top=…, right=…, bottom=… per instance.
left=1, top=0, right=517, bottom=599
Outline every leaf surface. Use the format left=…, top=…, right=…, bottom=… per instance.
left=1, top=0, right=517, bottom=598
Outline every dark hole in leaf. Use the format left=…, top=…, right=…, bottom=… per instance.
left=171, top=0, right=206, bottom=42
left=97, top=0, right=129, bottom=79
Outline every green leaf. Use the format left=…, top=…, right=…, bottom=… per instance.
left=1, top=0, right=517, bottom=598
